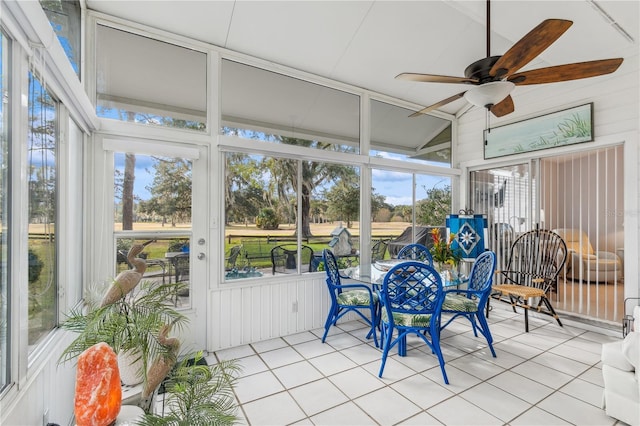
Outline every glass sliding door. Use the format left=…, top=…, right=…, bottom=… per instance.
left=470, top=145, right=624, bottom=323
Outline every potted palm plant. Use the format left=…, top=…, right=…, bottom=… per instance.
left=59, top=279, right=189, bottom=394
left=139, top=352, right=241, bottom=425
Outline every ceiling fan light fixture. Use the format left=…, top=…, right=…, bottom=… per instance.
left=463, top=81, right=515, bottom=108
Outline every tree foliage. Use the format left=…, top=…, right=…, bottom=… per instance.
left=417, top=184, right=452, bottom=226
left=223, top=136, right=361, bottom=237
left=325, top=179, right=359, bottom=228
left=139, top=158, right=192, bottom=226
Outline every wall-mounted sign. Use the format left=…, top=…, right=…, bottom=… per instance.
left=484, top=103, right=593, bottom=159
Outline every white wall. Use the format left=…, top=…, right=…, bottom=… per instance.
left=209, top=275, right=330, bottom=350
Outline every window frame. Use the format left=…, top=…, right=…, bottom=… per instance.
left=0, top=27, right=11, bottom=394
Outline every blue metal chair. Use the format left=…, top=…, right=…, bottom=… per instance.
left=396, top=243, right=433, bottom=265
left=441, top=250, right=497, bottom=357
left=377, top=261, right=448, bottom=384
left=321, top=249, right=379, bottom=347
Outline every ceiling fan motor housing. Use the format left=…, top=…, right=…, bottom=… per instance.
left=464, top=56, right=502, bottom=83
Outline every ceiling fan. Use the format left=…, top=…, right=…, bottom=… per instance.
left=400, top=0, right=624, bottom=118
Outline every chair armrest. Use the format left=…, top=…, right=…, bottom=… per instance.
left=595, top=251, right=621, bottom=262
left=337, top=283, right=375, bottom=296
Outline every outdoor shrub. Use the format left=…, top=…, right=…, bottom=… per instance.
left=256, top=208, right=279, bottom=230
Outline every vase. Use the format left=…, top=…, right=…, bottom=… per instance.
left=118, top=350, right=144, bottom=386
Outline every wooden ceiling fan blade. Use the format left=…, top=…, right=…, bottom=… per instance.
left=396, top=73, right=478, bottom=84
left=409, top=92, right=467, bottom=117
left=490, top=19, right=573, bottom=78
left=490, top=95, right=514, bottom=117
left=508, top=58, right=624, bottom=85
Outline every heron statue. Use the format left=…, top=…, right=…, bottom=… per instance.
left=100, top=240, right=155, bottom=307
left=139, top=324, right=180, bottom=412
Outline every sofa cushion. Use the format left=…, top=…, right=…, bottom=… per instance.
left=602, top=340, right=634, bottom=371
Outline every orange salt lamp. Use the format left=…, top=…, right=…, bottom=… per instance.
left=74, top=342, right=122, bottom=426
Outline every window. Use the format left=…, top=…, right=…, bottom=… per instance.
left=95, top=24, right=207, bottom=131
left=221, top=60, right=360, bottom=154
left=113, top=152, right=193, bottom=307
left=370, top=100, right=452, bottom=166
left=224, top=152, right=360, bottom=280
left=40, top=0, right=82, bottom=78
left=372, top=169, right=452, bottom=257
left=27, top=71, right=58, bottom=348
left=0, top=30, right=9, bottom=392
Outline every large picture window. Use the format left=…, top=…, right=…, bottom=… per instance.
left=27, top=71, right=58, bottom=348
left=223, top=152, right=361, bottom=280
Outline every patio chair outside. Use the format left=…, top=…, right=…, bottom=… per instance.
left=396, top=243, right=433, bottom=264
left=371, top=239, right=388, bottom=262
left=321, top=249, right=379, bottom=347
left=441, top=250, right=497, bottom=356
left=271, top=244, right=314, bottom=275
left=377, top=261, right=448, bottom=384
left=169, top=253, right=190, bottom=283
left=489, top=228, right=567, bottom=332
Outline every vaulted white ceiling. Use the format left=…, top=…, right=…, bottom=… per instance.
left=86, top=0, right=639, bottom=118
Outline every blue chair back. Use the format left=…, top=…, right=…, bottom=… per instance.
left=440, top=250, right=497, bottom=358
left=382, top=260, right=442, bottom=316
left=378, top=260, right=448, bottom=383
left=321, top=248, right=379, bottom=347
left=323, top=248, right=343, bottom=290
left=396, top=243, right=433, bottom=265
left=468, top=250, right=497, bottom=295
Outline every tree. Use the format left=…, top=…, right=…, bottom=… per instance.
left=222, top=133, right=360, bottom=238
left=417, top=184, right=452, bottom=226
left=370, top=192, right=388, bottom=222
left=265, top=137, right=358, bottom=238
left=224, top=153, right=269, bottom=225
left=325, top=180, right=359, bottom=228
left=122, top=153, right=136, bottom=230
left=139, top=158, right=192, bottom=226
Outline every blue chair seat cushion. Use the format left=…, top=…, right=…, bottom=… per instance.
left=337, top=289, right=378, bottom=306
left=442, top=293, right=479, bottom=313
left=381, top=310, right=432, bottom=327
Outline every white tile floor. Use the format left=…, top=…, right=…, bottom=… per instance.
left=207, top=303, right=627, bottom=426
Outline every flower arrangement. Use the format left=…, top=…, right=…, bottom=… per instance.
left=430, top=228, right=461, bottom=266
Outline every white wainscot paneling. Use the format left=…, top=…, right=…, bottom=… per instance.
left=209, top=275, right=333, bottom=351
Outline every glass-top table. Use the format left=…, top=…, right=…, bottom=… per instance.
left=344, top=259, right=467, bottom=288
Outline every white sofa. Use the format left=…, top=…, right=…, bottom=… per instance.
left=601, top=306, right=640, bottom=425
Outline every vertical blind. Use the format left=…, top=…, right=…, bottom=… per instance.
left=470, top=145, right=624, bottom=323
